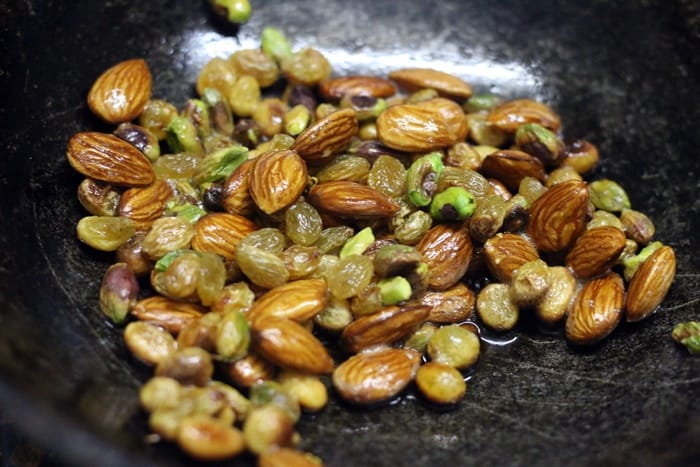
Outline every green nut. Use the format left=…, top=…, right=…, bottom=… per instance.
left=201, top=87, right=234, bottom=135
left=284, top=104, right=311, bottom=136
left=404, top=322, right=437, bottom=354
left=621, top=241, right=663, bottom=282
left=394, top=210, right=433, bottom=245
left=193, top=145, right=248, bottom=186
left=183, top=98, right=211, bottom=140
left=339, top=226, right=375, bottom=259
left=462, top=93, right=502, bottom=113
left=406, top=152, right=444, bottom=207
left=672, top=322, right=700, bottom=355
left=340, top=95, right=387, bottom=120
left=99, top=262, right=139, bottom=324
left=215, top=310, right=250, bottom=361
left=166, top=115, right=204, bottom=155
left=429, top=186, right=476, bottom=221
left=261, top=26, right=293, bottom=62
left=378, top=276, right=412, bottom=305
left=514, top=123, right=565, bottom=166
left=114, top=122, right=160, bottom=162
left=154, top=249, right=190, bottom=273
left=209, top=0, right=252, bottom=24
left=589, top=179, right=631, bottom=212
left=166, top=203, right=208, bottom=224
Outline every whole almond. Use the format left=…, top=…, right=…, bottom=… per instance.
left=307, top=180, right=400, bottom=219
left=389, top=68, right=472, bottom=99
left=565, top=272, right=624, bottom=345
left=246, top=279, right=330, bottom=325
left=420, top=283, right=476, bottom=323
left=565, top=226, right=627, bottom=278
left=118, top=179, right=172, bottom=230
left=248, top=149, right=308, bottom=215
left=340, top=304, right=430, bottom=353
left=332, top=347, right=421, bottom=404
left=191, top=213, right=259, bottom=261
left=319, top=75, right=397, bottom=101
left=486, top=98, right=561, bottom=133
left=479, top=150, right=546, bottom=192
left=226, top=352, right=277, bottom=388
left=130, top=295, right=206, bottom=335
left=87, top=58, right=152, bottom=124
left=67, top=132, right=155, bottom=187
left=483, top=233, right=540, bottom=282
left=291, top=108, right=358, bottom=164
left=222, top=159, right=256, bottom=216
left=527, top=180, right=589, bottom=253
left=416, top=222, right=473, bottom=290
left=376, top=98, right=468, bottom=152
left=626, top=245, right=676, bottom=322
left=252, top=316, right=334, bottom=375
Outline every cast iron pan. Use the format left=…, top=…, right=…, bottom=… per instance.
left=1, top=1, right=699, bottom=465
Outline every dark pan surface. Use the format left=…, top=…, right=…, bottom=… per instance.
left=1, top=1, right=699, bottom=465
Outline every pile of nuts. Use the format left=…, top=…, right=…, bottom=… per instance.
left=66, top=27, right=677, bottom=464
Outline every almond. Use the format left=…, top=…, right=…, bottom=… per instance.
left=416, top=222, right=473, bottom=290
left=340, top=304, right=430, bottom=353
left=420, top=283, right=476, bottom=323
left=565, top=272, right=624, bottom=345
left=191, top=213, right=259, bottom=261
left=527, top=180, right=589, bottom=253
left=565, top=226, right=627, bottom=278
left=376, top=97, right=468, bottom=152
left=479, top=150, right=546, bottom=192
left=246, top=279, right=330, bottom=325
left=483, top=233, right=540, bottom=282
left=389, top=67, right=472, bottom=99
left=130, top=295, right=206, bottom=335
left=118, top=179, right=172, bottom=230
left=222, top=159, right=256, bottom=216
left=226, top=352, right=277, bottom=388
left=486, top=98, right=561, bottom=133
left=332, top=346, right=421, bottom=404
left=625, top=245, right=676, bottom=322
left=291, top=108, right=358, bottom=164
left=87, top=58, right=152, bottom=124
left=307, top=180, right=400, bottom=219
left=67, top=132, right=155, bottom=187
left=251, top=316, right=334, bottom=375
left=318, top=75, right=397, bottom=101
left=248, top=149, right=308, bottom=215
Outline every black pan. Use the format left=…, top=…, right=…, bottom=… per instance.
left=1, top=1, right=699, bottom=466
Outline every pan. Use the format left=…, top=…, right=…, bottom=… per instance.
left=0, top=0, right=699, bottom=465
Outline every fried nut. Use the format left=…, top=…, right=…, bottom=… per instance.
left=565, top=272, right=624, bottom=345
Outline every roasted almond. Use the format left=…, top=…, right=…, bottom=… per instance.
left=191, top=213, right=259, bottom=261
left=307, top=180, right=400, bottom=219
left=486, top=98, right=561, bottom=133
left=226, top=352, right=277, bottom=388
left=67, top=132, right=155, bottom=187
left=118, top=179, right=172, bottom=230
left=565, top=272, right=624, bottom=345
left=332, top=346, right=421, bottom=405
left=87, top=58, right=152, bottom=124
left=319, top=75, right=397, bottom=101
left=222, top=159, right=256, bottom=216
left=246, top=278, right=330, bottom=325
left=389, top=67, right=472, bottom=99
left=416, top=222, right=473, bottom=290
left=248, top=149, right=308, bottom=215
left=376, top=97, right=468, bottom=152
left=130, top=295, right=206, bottom=335
left=483, top=233, right=540, bottom=282
left=479, top=150, right=546, bottom=192
left=527, top=180, right=589, bottom=253
left=420, top=283, right=476, bottom=323
left=565, top=226, right=627, bottom=278
left=252, top=316, right=334, bottom=375
left=340, top=304, right=430, bottom=353
left=625, top=245, right=676, bottom=322
left=291, top=108, right=358, bottom=164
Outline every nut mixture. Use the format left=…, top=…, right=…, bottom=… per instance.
left=66, top=26, right=679, bottom=464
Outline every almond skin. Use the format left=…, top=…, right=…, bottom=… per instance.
left=340, top=304, right=430, bottom=353
left=291, top=108, right=358, bottom=164
left=565, top=272, right=624, bottom=345
left=421, top=283, right=476, bottom=323
left=319, top=75, right=397, bottom=101
left=191, top=213, right=259, bottom=261
left=88, top=58, right=152, bottom=124
left=67, top=132, right=155, bottom=187
left=486, top=98, right=561, bottom=133
left=222, top=159, right=256, bottom=216
left=307, top=180, right=400, bottom=219
left=130, top=296, right=206, bottom=335
left=483, top=233, right=540, bottom=282
left=479, top=150, right=546, bottom=192
left=248, top=149, right=308, bottom=215
left=416, top=222, right=473, bottom=290
left=625, top=245, right=676, bottom=322
left=118, top=179, right=172, bottom=231
left=332, top=347, right=421, bottom=405
left=389, top=68, right=472, bottom=99
left=246, top=279, right=330, bottom=325
left=527, top=180, right=589, bottom=253
left=565, top=226, right=627, bottom=278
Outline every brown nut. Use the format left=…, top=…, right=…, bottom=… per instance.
left=565, top=272, right=624, bottom=345
left=340, top=304, right=430, bottom=353
left=307, top=180, right=400, bottom=219
left=420, top=283, right=476, bottom=323
left=625, top=245, right=676, bottom=322
left=483, top=233, right=540, bottom=282
left=87, top=58, right=152, bottom=124
left=291, top=108, right=358, bottom=164
left=486, top=98, right=561, bottom=133
left=248, top=149, right=308, bottom=215
left=246, top=278, right=330, bottom=325
left=416, top=222, right=473, bottom=290
left=319, top=75, right=397, bottom=101
left=191, top=213, right=259, bottom=261
left=118, top=179, right=172, bottom=231
left=222, top=159, right=257, bottom=216
left=389, top=67, right=472, bottom=99
left=565, top=226, right=627, bottom=279
left=479, top=150, right=546, bottom=193
left=131, top=295, right=207, bottom=335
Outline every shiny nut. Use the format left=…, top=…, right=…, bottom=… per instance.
left=479, top=150, right=546, bottom=192
left=222, top=159, right=256, bottom=216
left=486, top=98, right=561, bottom=133
left=87, top=58, right=152, bottom=124
left=118, top=179, right=172, bottom=230
left=191, top=213, right=259, bottom=261
left=565, top=272, right=624, bottom=345
left=483, top=233, right=540, bottom=282
left=319, top=75, right=397, bottom=101
left=340, top=304, right=430, bottom=353
left=416, top=222, right=473, bottom=290
left=246, top=278, right=330, bottom=325
left=307, top=180, right=400, bottom=219
left=291, top=108, right=358, bottom=164
left=248, top=149, right=308, bottom=215
left=565, top=226, right=627, bottom=278
left=131, top=295, right=207, bottom=335
left=626, top=245, right=676, bottom=322
left=389, top=67, right=472, bottom=99
left=420, top=283, right=476, bottom=323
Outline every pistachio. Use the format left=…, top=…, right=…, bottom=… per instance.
left=406, top=152, right=444, bottom=207
left=588, top=179, right=631, bottom=212
left=429, top=186, right=476, bottom=221
left=672, top=322, right=700, bottom=355
left=77, top=178, right=120, bottom=217
left=377, top=277, right=412, bottom=305
left=339, top=226, right=375, bottom=258
left=463, top=93, right=502, bottom=113
left=261, top=26, right=293, bottom=63
left=193, top=145, right=248, bottom=187
left=99, top=262, right=139, bottom=323
left=514, top=122, right=565, bottom=166
left=249, top=381, right=301, bottom=422
left=620, top=208, right=655, bottom=245
left=621, top=241, right=663, bottom=282
left=114, top=122, right=160, bottom=162
left=561, top=139, right=599, bottom=174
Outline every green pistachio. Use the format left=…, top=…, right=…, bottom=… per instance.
left=154, top=249, right=190, bottom=273
left=406, top=152, right=444, bottom=207
left=215, top=310, right=250, bottom=361
left=429, top=186, right=476, bottom=221
left=403, top=322, right=437, bottom=354
left=589, top=179, right=631, bottom=212
left=373, top=244, right=423, bottom=278
left=166, top=203, right=208, bottom=224
left=284, top=104, right=311, bottom=136
left=114, top=122, right=160, bottom=162
left=394, top=210, right=433, bottom=245
left=314, top=297, right=353, bottom=332
left=183, top=98, right=211, bottom=140
left=166, top=115, right=204, bottom=155
left=378, top=276, right=412, bottom=305
left=99, top=262, right=139, bottom=324
left=193, top=145, right=248, bottom=186
left=201, top=87, right=234, bottom=135
left=621, top=241, right=663, bottom=281
left=514, top=123, right=565, bottom=166
left=620, top=208, right=655, bottom=245
left=339, top=226, right=375, bottom=259
left=672, top=322, right=700, bottom=355
left=261, top=26, right=293, bottom=63
left=209, top=0, right=252, bottom=24
left=339, top=95, right=387, bottom=120
left=462, top=93, right=502, bottom=113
